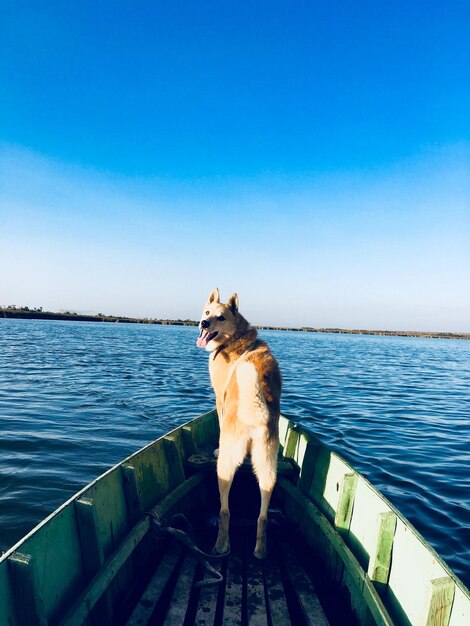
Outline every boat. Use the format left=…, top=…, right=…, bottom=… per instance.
left=1, top=410, right=468, bottom=625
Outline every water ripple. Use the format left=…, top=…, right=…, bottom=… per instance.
left=0, top=320, right=469, bottom=587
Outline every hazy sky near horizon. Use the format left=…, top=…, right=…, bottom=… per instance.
left=1, top=2, right=469, bottom=332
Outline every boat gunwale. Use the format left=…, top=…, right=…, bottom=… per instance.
left=1, top=408, right=468, bottom=626
left=280, top=413, right=470, bottom=599
left=3, top=409, right=468, bottom=598
left=0, top=409, right=218, bottom=565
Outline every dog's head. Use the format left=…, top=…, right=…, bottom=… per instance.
left=196, top=288, right=240, bottom=351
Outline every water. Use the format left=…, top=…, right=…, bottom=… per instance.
left=1, top=319, right=469, bottom=588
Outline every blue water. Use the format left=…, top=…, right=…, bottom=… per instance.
left=1, top=319, right=469, bottom=588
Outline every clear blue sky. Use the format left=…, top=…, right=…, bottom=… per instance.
left=1, top=1, right=469, bottom=331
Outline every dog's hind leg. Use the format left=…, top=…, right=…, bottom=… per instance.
left=251, top=430, right=279, bottom=559
left=213, top=431, right=247, bottom=555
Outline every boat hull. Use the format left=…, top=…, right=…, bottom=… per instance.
left=0, top=410, right=468, bottom=625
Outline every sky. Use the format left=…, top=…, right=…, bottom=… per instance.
left=1, top=1, right=469, bottom=332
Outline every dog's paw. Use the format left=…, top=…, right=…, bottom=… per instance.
left=253, top=546, right=268, bottom=560
left=254, top=536, right=268, bottom=560
left=212, top=541, right=230, bottom=557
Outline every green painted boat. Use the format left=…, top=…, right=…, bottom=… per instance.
left=1, top=410, right=469, bottom=626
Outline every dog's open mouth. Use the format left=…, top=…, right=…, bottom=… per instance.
left=196, top=329, right=218, bottom=349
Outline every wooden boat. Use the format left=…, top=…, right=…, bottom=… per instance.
left=1, top=410, right=469, bottom=625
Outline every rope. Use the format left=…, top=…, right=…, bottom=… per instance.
left=147, top=511, right=225, bottom=587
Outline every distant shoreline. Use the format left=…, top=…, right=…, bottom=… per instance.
left=2, top=308, right=468, bottom=340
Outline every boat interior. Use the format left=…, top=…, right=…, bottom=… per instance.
left=2, top=410, right=467, bottom=626
left=117, top=463, right=346, bottom=626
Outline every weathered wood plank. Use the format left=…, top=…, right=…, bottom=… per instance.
left=297, top=440, right=323, bottom=495
left=182, top=426, right=197, bottom=456
left=153, top=473, right=206, bottom=520
left=263, top=558, right=290, bottom=626
left=7, top=552, right=47, bottom=626
left=6, top=503, right=86, bottom=625
left=126, top=544, right=182, bottom=626
left=421, top=577, right=455, bottom=626
left=75, top=497, right=113, bottom=623
left=121, top=464, right=143, bottom=526
left=62, top=473, right=207, bottom=626
left=280, top=542, right=329, bottom=626
left=163, top=556, right=198, bottom=625
left=223, top=554, right=244, bottom=625
left=182, top=412, right=219, bottom=458
left=284, top=426, right=300, bottom=460
left=308, top=446, right=332, bottom=512
left=334, top=473, right=358, bottom=536
left=247, top=557, right=268, bottom=626
left=278, top=415, right=291, bottom=451
left=368, top=511, right=397, bottom=590
left=148, top=440, right=173, bottom=510
left=276, top=477, right=394, bottom=626
left=167, top=428, right=186, bottom=463
left=194, top=561, right=223, bottom=626
left=61, top=517, right=150, bottom=626
left=0, top=562, right=19, bottom=626
left=75, top=497, right=105, bottom=579
left=164, top=435, right=186, bottom=487
left=82, top=467, right=134, bottom=620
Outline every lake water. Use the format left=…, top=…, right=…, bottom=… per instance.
left=0, top=319, right=469, bottom=588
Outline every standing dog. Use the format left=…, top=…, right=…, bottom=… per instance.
left=196, top=288, right=282, bottom=559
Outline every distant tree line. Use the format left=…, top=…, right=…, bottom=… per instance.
left=1, top=305, right=468, bottom=339
left=4, top=305, right=43, bottom=312
left=0, top=305, right=198, bottom=326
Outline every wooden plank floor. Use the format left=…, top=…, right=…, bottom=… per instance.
left=125, top=525, right=329, bottom=626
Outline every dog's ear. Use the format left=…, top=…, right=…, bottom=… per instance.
left=208, top=288, right=220, bottom=304
left=227, top=293, right=239, bottom=314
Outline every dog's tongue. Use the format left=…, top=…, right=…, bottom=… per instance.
left=197, top=330, right=209, bottom=349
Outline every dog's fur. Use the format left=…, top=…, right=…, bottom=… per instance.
left=197, top=288, right=282, bottom=558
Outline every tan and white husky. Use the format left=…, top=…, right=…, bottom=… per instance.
left=196, top=288, right=282, bottom=559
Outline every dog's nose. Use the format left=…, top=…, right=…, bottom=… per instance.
left=201, top=319, right=210, bottom=329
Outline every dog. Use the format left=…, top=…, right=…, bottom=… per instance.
left=197, top=288, right=282, bottom=559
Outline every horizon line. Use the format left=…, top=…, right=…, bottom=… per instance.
left=1, top=306, right=468, bottom=340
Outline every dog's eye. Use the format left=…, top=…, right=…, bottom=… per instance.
left=205, top=311, right=209, bottom=315
left=217, top=315, right=225, bottom=321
